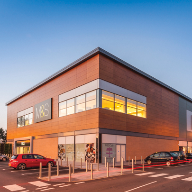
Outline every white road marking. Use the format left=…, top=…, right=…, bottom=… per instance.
left=135, top=172, right=155, bottom=176
left=75, top=182, right=85, bottom=184
left=164, top=175, right=184, bottom=179
left=3, top=184, right=25, bottom=191
left=149, top=173, right=168, bottom=177
left=182, top=176, right=192, bottom=181
left=29, top=181, right=50, bottom=187
left=40, top=188, right=54, bottom=191
left=53, top=183, right=65, bottom=186
left=2, top=169, right=5, bottom=170
left=125, top=181, right=157, bottom=192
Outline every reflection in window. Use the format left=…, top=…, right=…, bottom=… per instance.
left=28, top=113, right=33, bottom=125
left=127, top=99, right=137, bottom=116
left=67, top=98, right=75, bottom=115
left=86, top=90, right=96, bottom=110
left=59, top=101, right=66, bottom=117
left=115, top=94, right=125, bottom=113
left=25, top=114, right=29, bottom=126
left=137, top=102, right=146, bottom=118
left=17, top=115, right=26, bottom=128
left=102, top=90, right=114, bottom=110
left=76, top=95, right=85, bottom=113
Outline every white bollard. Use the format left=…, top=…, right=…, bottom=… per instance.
left=39, top=162, right=42, bottom=179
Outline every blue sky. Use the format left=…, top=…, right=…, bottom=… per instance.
left=0, top=0, right=192, bottom=130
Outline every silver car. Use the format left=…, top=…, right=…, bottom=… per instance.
left=0, top=154, right=8, bottom=161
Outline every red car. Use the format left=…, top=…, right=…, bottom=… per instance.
left=9, top=154, right=56, bottom=170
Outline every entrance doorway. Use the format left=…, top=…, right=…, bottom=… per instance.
left=17, top=147, right=30, bottom=154
left=116, top=144, right=125, bottom=162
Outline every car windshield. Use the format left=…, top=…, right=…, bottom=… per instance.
left=170, top=152, right=178, bottom=157
left=11, top=155, right=18, bottom=159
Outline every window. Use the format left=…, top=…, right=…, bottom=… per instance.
left=34, top=155, right=44, bottom=159
left=17, top=107, right=33, bottom=127
left=59, top=101, right=66, bottom=117
left=127, top=99, right=137, bottom=116
left=76, top=94, right=85, bottom=113
left=22, top=155, right=33, bottom=159
left=115, top=94, right=125, bottom=113
left=137, top=102, right=146, bottom=118
left=86, top=90, right=96, bottom=110
left=67, top=98, right=75, bottom=115
left=25, top=114, right=29, bottom=126
left=102, top=90, right=114, bottom=111
left=28, top=113, right=33, bottom=125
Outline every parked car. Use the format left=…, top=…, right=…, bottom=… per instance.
left=9, top=154, right=56, bottom=170
left=145, top=151, right=179, bottom=166
left=170, top=151, right=186, bottom=160
left=186, top=153, right=192, bottom=159
left=0, top=153, right=8, bottom=161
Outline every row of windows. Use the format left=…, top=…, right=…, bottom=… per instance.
left=102, top=90, right=146, bottom=118
left=59, top=90, right=97, bottom=117
left=17, top=113, right=33, bottom=128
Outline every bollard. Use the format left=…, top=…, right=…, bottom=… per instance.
left=121, top=157, right=123, bottom=175
left=67, top=157, right=68, bottom=167
left=105, top=157, right=106, bottom=167
left=69, top=164, right=71, bottom=182
left=73, top=160, right=75, bottom=174
left=91, top=163, right=93, bottom=180
left=86, top=160, right=88, bottom=172
left=60, top=158, right=62, bottom=166
left=107, top=162, right=109, bottom=177
left=141, top=156, right=142, bottom=164
left=39, top=162, right=42, bottom=179
left=48, top=163, right=51, bottom=181
left=113, top=157, right=115, bottom=168
left=143, top=159, right=144, bottom=172
left=122, top=157, right=124, bottom=169
left=97, top=161, right=99, bottom=171
left=135, top=156, right=136, bottom=164
left=81, top=158, right=82, bottom=169
left=57, top=160, right=59, bottom=176
left=132, top=159, right=134, bottom=173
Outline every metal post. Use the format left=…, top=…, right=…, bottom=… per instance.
left=73, top=160, right=75, bottom=174
left=67, top=157, right=68, bottom=167
left=105, top=157, right=106, bottom=167
left=113, top=157, right=115, bottom=168
left=143, top=159, right=144, bottom=172
left=91, top=163, right=93, bottom=180
left=69, top=164, right=71, bottom=182
left=39, top=162, right=42, bottom=179
left=122, top=157, right=124, bottom=169
left=81, top=158, right=82, bottom=169
left=135, top=156, right=136, bottom=164
left=48, top=163, right=51, bottom=181
left=107, top=162, right=109, bottom=177
left=141, top=156, right=142, bottom=164
left=132, top=159, right=134, bottom=173
left=57, top=160, right=59, bottom=176
left=86, top=160, right=88, bottom=172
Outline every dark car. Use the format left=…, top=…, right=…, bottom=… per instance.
left=186, top=153, right=192, bottom=159
left=170, top=151, right=186, bottom=160
left=0, top=153, right=8, bottom=161
left=9, top=154, right=56, bottom=170
left=145, top=151, right=179, bottom=166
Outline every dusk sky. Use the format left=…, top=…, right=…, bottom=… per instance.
left=0, top=0, right=192, bottom=130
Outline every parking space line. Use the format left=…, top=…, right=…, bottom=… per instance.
left=182, top=176, right=192, bottom=181
left=3, top=184, right=26, bottom=191
left=135, top=172, right=155, bottom=176
left=149, top=173, right=168, bottom=177
left=164, top=175, right=184, bottom=179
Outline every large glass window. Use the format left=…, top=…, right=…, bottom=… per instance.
left=137, top=102, right=146, bottom=118
left=59, top=101, right=66, bottom=117
left=115, top=94, right=125, bottom=113
left=76, top=94, right=85, bottom=113
left=86, top=90, right=96, bottom=110
left=67, top=98, right=75, bottom=115
left=127, top=99, right=137, bottom=116
left=102, top=90, right=114, bottom=111
left=25, top=114, right=29, bottom=126
left=28, top=113, right=33, bottom=125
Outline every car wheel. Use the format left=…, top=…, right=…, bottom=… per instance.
left=47, top=161, right=54, bottom=167
left=2, top=157, right=7, bottom=162
left=17, top=163, right=26, bottom=170
left=147, top=160, right=151, bottom=164
left=166, top=161, right=171, bottom=166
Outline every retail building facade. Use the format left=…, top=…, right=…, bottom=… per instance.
left=6, top=47, right=192, bottom=163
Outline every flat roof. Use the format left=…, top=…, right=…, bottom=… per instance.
left=5, top=47, right=192, bottom=105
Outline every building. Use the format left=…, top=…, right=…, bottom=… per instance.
left=6, top=47, right=192, bottom=163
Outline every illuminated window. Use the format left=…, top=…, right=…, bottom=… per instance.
left=127, top=99, right=137, bottom=116
left=76, top=94, right=85, bottom=113
left=25, top=114, right=29, bottom=126
left=86, top=90, right=96, bottom=110
left=115, top=94, right=125, bottom=113
left=67, top=98, right=75, bottom=115
left=59, top=101, right=66, bottom=117
left=137, top=102, right=146, bottom=118
left=28, top=113, right=33, bottom=125
left=102, top=90, right=114, bottom=111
